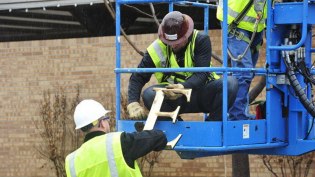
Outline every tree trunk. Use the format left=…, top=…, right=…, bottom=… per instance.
left=232, top=153, right=250, bottom=177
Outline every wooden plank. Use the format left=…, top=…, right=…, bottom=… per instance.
left=166, top=134, right=182, bottom=149
left=156, top=106, right=180, bottom=123
left=143, top=90, right=165, bottom=130
left=153, top=87, right=192, bottom=102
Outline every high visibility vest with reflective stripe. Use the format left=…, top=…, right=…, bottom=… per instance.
left=216, top=0, right=267, bottom=32
left=147, top=30, right=219, bottom=84
left=65, top=132, right=142, bottom=177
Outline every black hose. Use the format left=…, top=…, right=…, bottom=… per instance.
left=284, top=57, right=315, bottom=139
left=297, top=61, right=315, bottom=84
left=285, top=62, right=315, bottom=117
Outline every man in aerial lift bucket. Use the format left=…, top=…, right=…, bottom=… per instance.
left=127, top=11, right=238, bottom=121
left=217, top=0, right=267, bottom=120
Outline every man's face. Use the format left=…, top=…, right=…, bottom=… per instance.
left=170, top=39, right=188, bottom=53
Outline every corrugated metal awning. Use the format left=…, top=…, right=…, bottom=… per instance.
left=0, top=0, right=219, bottom=42
left=0, top=0, right=105, bottom=11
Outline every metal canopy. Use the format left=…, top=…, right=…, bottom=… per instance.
left=0, top=0, right=104, bottom=11
left=0, top=0, right=219, bottom=42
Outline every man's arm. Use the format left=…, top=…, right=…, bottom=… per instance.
left=182, top=32, right=212, bottom=89
left=120, top=129, right=167, bottom=168
left=128, top=52, right=156, bottom=104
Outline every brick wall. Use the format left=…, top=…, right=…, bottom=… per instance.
left=0, top=30, right=314, bottom=177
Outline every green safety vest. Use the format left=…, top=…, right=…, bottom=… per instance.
left=65, top=132, right=142, bottom=177
left=147, top=30, right=219, bottom=84
left=216, top=0, right=267, bottom=32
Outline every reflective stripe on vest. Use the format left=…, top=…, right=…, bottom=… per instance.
left=151, top=39, right=167, bottom=68
left=69, top=151, right=77, bottom=177
left=147, top=30, right=219, bottom=84
left=150, top=40, right=177, bottom=83
left=226, top=6, right=264, bottom=25
left=65, top=132, right=142, bottom=177
left=216, top=0, right=266, bottom=32
left=106, top=133, right=119, bottom=177
left=68, top=133, right=119, bottom=177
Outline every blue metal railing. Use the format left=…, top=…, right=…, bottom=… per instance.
left=115, top=67, right=267, bottom=75
left=114, top=0, right=262, bottom=148
left=115, top=3, right=122, bottom=130
left=115, top=0, right=220, bottom=130
left=176, top=1, right=217, bottom=32
left=265, top=0, right=311, bottom=146
left=222, top=0, right=229, bottom=148
left=268, top=1, right=309, bottom=51
left=114, top=0, right=315, bottom=156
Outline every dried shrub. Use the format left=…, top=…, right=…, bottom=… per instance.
left=261, top=153, right=314, bottom=177
left=36, top=87, right=161, bottom=177
left=35, top=86, right=82, bottom=177
left=138, top=151, right=162, bottom=177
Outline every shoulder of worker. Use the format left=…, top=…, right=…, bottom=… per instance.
left=137, top=51, right=155, bottom=68
left=194, top=30, right=211, bottom=43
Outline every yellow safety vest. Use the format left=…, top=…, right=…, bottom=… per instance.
left=216, top=0, right=267, bottom=32
left=147, top=30, right=219, bottom=84
left=65, top=132, right=142, bottom=177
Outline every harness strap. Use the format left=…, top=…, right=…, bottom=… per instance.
left=230, top=29, right=251, bottom=44
left=228, top=0, right=254, bottom=32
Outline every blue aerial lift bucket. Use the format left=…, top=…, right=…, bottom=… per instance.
left=115, top=0, right=315, bottom=159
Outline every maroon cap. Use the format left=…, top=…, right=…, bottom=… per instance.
left=158, top=11, right=194, bottom=46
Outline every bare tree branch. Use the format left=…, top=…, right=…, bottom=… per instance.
left=149, top=3, right=160, bottom=27
left=103, top=0, right=144, bottom=56
left=124, top=4, right=155, bottom=18
left=261, top=154, right=314, bottom=177
left=261, top=155, right=279, bottom=177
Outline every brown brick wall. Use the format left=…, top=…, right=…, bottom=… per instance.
left=0, top=30, right=314, bottom=177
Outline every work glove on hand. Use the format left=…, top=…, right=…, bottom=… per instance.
left=127, top=102, right=147, bottom=120
left=164, top=84, right=184, bottom=100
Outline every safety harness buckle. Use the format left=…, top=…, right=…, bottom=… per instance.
left=235, top=30, right=251, bottom=44
left=235, top=31, right=245, bottom=40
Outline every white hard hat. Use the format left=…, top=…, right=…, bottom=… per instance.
left=74, top=99, right=111, bottom=129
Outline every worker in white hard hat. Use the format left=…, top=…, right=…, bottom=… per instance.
left=65, top=99, right=167, bottom=177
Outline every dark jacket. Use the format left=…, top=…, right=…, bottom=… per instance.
left=84, top=129, right=167, bottom=168
left=128, top=31, right=212, bottom=103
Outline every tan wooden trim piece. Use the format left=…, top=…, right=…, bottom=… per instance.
left=143, top=90, right=165, bottom=130
left=156, top=106, right=180, bottom=123
left=166, top=134, right=182, bottom=149
left=153, top=88, right=192, bottom=102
